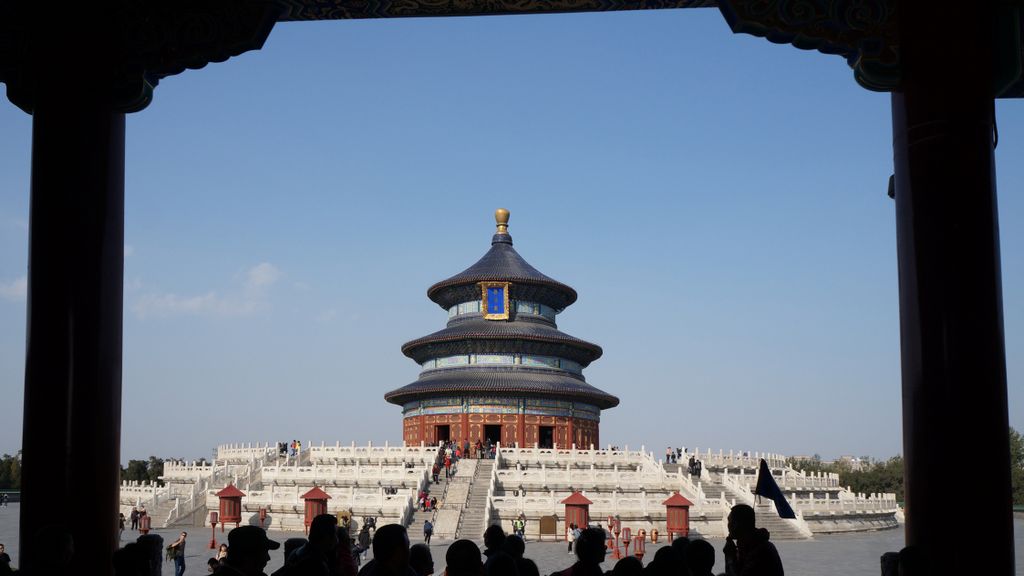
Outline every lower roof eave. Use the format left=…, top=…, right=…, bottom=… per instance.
left=384, top=388, right=619, bottom=410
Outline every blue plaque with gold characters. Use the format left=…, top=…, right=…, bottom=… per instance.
left=481, top=281, right=511, bottom=320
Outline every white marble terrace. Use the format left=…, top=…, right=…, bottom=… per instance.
left=119, top=441, right=899, bottom=536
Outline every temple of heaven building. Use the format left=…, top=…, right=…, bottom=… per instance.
left=385, top=209, right=619, bottom=449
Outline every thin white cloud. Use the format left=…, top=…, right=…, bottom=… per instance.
left=131, top=262, right=281, bottom=320
left=245, top=262, right=280, bottom=290
left=131, top=292, right=259, bottom=319
left=124, top=244, right=134, bottom=257
left=0, top=276, right=27, bottom=301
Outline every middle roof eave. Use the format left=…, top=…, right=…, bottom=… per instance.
left=401, top=318, right=603, bottom=365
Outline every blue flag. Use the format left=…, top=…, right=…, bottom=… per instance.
left=753, top=459, right=796, bottom=519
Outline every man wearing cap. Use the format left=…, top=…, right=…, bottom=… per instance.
left=216, top=526, right=281, bottom=576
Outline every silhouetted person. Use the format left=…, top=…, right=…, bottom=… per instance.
left=216, top=526, right=281, bottom=576
left=283, top=539, right=310, bottom=567
left=642, top=546, right=681, bottom=576
left=333, top=526, right=358, bottom=576
left=482, top=525, right=506, bottom=572
left=683, top=540, right=715, bottom=576
left=282, top=514, right=339, bottom=576
left=113, top=542, right=151, bottom=576
left=723, top=504, right=783, bottom=576
left=500, top=535, right=524, bottom=560
left=880, top=552, right=899, bottom=576
left=515, top=558, right=539, bottom=576
left=136, top=533, right=165, bottom=576
left=409, top=544, right=433, bottom=576
left=897, top=545, right=924, bottom=576
left=485, top=553, right=518, bottom=576
left=611, top=556, right=643, bottom=576
left=361, top=524, right=412, bottom=576
left=445, top=540, right=483, bottom=576
left=670, top=536, right=690, bottom=566
left=0, top=543, right=10, bottom=573
left=551, top=527, right=606, bottom=576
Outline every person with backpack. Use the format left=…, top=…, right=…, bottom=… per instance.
left=423, top=519, right=433, bottom=545
left=168, top=531, right=187, bottom=576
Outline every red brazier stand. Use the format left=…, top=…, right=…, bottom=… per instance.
left=215, top=483, right=246, bottom=532
left=301, top=486, right=332, bottom=535
left=560, top=491, right=592, bottom=540
left=662, top=492, right=693, bottom=539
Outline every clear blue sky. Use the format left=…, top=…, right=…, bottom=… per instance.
left=1, top=9, right=1021, bottom=464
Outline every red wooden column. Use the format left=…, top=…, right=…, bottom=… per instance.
left=892, top=3, right=1013, bottom=574
left=516, top=413, right=526, bottom=448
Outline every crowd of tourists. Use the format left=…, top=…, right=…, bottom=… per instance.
left=429, top=439, right=491, bottom=484
left=663, top=448, right=702, bottom=478
left=0, top=502, right=927, bottom=575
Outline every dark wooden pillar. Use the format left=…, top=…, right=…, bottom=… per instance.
left=1, top=4, right=278, bottom=573
left=21, top=78, right=125, bottom=574
left=892, top=3, right=1014, bottom=574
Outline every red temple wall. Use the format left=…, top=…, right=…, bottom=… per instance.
left=403, top=413, right=599, bottom=448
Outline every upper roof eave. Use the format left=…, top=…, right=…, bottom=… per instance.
left=426, top=237, right=578, bottom=308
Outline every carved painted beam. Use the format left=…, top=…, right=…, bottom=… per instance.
left=273, top=0, right=716, bottom=22
left=716, top=0, right=899, bottom=92
left=0, top=0, right=280, bottom=113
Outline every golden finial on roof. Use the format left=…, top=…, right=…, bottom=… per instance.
left=495, top=208, right=510, bottom=234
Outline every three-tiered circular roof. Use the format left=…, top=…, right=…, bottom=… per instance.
left=385, top=209, right=619, bottom=410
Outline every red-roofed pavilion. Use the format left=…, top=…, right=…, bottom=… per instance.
left=301, top=486, right=332, bottom=534
left=662, top=492, right=693, bottom=539
left=561, top=491, right=593, bottom=536
left=215, top=484, right=246, bottom=530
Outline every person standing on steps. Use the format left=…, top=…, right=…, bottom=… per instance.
left=423, top=519, right=433, bottom=545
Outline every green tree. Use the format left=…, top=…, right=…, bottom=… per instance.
left=1010, top=426, right=1024, bottom=505
left=0, top=453, right=21, bottom=489
left=844, top=456, right=905, bottom=502
left=120, top=456, right=167, bottom=486
left=122, top=459, right=149, bottom=484
left=146, top=456, right=165, bottom=485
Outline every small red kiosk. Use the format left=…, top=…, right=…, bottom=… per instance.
left=560, top=492, right=592, bottom=540
left=215, top=483, right=246, bottom=531
left=662, top=492, right=693, bottom=539
left=301, top=486, right=332, bottom=535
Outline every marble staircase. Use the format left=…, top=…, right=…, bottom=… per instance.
left=456, top=459, right=494, bottom=541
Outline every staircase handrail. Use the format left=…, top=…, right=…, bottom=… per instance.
left=164, top=476, right=209, bottom=526
left=483, top=450, right=500, bottom=530
left=718, top=469, right=756, bottom=505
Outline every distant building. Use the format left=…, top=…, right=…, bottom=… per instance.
left=385, top=209, right=618, bottom=448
